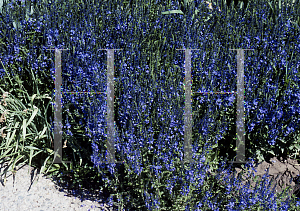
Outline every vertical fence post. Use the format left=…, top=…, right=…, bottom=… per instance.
left=97, top=49, right=124, bottom=164
left=228, top=48, right=254, bottom=164
left=47, top=48, right=72, bottom=164
left=176, top=48, right=200, bottom=164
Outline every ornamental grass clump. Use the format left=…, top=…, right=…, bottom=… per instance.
left=0, top=0, right=300, bottom=210
left=0, top=75, right=64, bottom=185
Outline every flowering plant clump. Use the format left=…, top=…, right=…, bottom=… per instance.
left=0, top=0, right=300, bottom=210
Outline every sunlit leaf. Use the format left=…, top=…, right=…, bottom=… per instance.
left=162, top=10, right=184, bottom=15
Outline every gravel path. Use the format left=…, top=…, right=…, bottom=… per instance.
left=0, top=158, right=115, bottom=211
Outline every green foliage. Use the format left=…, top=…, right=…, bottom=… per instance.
left=0, top=74, right=65, bottom=183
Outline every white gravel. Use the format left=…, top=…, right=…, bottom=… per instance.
left=0, top=158, right=115, bottom=211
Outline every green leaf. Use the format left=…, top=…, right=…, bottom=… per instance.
left=295, top=144, right=300, bottom=151
left=279, top=0, right=281, bottom=10
left=191, top=9, right=199, bottom=20
left=162, top=10, right=184, bottom=15
left=30, top=94, right=37, bottom=106
left=266, top=0, right=274, bottom=13
left=24, top=146, right=41, bottom=151
left=279, top=138, right=287, bottom=144
left=268, top=150, right=275, bottom=156
left=26, top=107, right=38, bottom=127
left=37, top=126, right=47, bottom=140
left=204, top=14, right=213, bottom=22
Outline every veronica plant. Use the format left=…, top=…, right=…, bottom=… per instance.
left=41, top=0, right=298, bottom=209
left=1, top=0, right=300, bottom=210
